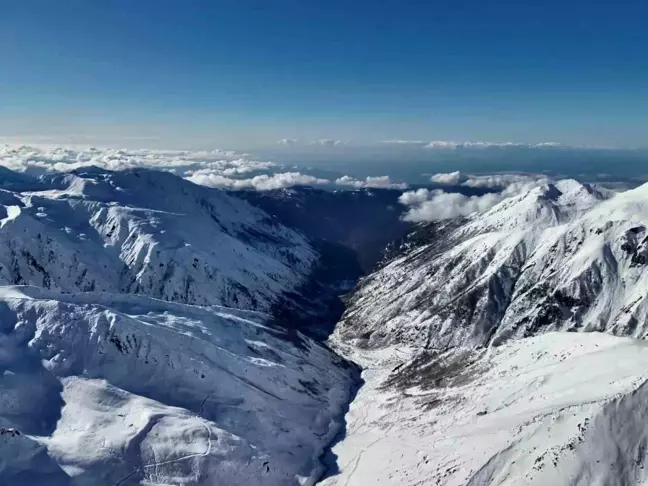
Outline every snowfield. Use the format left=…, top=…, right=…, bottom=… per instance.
left=323, top=332, right=648, bottom=485
left=0, top=286, right=355, bottom=485
left=3, top=161, right=648, bottom=486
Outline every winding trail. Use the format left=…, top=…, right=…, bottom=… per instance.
left=115, top=417, right=213, bottom=486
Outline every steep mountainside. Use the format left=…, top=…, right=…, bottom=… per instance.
left=0, top=286, right=355, bottom=485
left=0, top=167, right=317, bottom=313
left=332, top=180, right=648, bottom=356
left=324, top=180, right=648, bottom=486
left=238, top=186, right=412, bottom=272
left=0, top=166, right=362, bottom=485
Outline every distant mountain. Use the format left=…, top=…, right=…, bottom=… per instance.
left=237, top=186, right=412, bottom=272
left=0, top=165, right=42, bottom=190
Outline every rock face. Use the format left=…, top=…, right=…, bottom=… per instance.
left=0, top=166, right=358, bottom=486
left=324, top=180, right=648, bottom=486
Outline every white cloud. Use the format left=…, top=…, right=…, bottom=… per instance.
left=274, top=139, right=345, bottom=147
left=430, top=171, right=464, bottom=185
left=0, top=145, right=272, bottom=174
left=460, top=173, right=550, bottom=189
left=1, top=144, right=420, bottom=193
left=0, top=145, right=336, bottom=192
left=314, top=139, right=344, bottom=147
left=186, top=171, right=329, bottom=191
left=429, top=171, right=550, bottom=190
left=401, top=191, right=505, bottom=222
left=334, top=175, right=357, bottom=186
left=380, top=140, right=428, bottom=145
left=401, top=172, right=552, bottom=222
left=425, top=141, right=462, bottom=149
left=397, top=188, right=433, bottom=205
left=424, top=141, right=563, bottom=150
left=335, top=175, right=408, bottom=190
left=379, top=140, right=560, bottom=149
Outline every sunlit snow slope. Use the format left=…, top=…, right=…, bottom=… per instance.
left=325, top=180, right=648, bottom=486
left=0, top=286, right=355, bottom=485
left=1, top=167, right=317, bottom=312
left=323, top=332, right=648, bottom=486
left=335, top=180, right=648, bottom=353
left=0, top=165, right=356, bottom=485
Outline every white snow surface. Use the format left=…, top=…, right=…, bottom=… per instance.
left=325, top=180, right=648, bottom=485
left=334, top=180, right=648, bottom=353
left=0, top=166, right=359, bottom=485
left=0, top=286, right=354, bottom=485
left=4, top=168, right=648, bottom=486
left=323, top=332, right=648, bottom=485
left=0, top=167, right=317, bottom=312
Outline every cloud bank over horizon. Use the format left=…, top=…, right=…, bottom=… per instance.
left=380, top=140, right=565, bottom=149
left=335, top=175, right=408, bottom=190
left=1, top=144, right=639, bottom=204
left=274, top=139, right=577, bottom=150
left=0, top=144, right=409, bottom=192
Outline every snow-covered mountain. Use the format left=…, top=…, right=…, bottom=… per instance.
left=0, top=286, right=355, bottom=485
left=6, top=163, right=648, bottom=486
left=323, top=332, right=648, bottom=486
left=324, top=180, right=648, bottom=485
left=332, top=179, right=648, bottom=355
left=0, top=167, right=317, bottom=313
left=0, top=166, right=362, bottom=485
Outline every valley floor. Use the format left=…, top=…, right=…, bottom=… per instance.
left=322, top=332, right=648, bottom=485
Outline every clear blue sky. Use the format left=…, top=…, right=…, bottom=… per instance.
left=1, top=0, right=647, bottom=148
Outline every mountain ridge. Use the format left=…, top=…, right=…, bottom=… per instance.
left=0, top=166, right=361, bottom=485
left=331, top=180, right=648, bottom=359
left=324, top=179, right=648, bottom=486
left=1, top=167, right=319, bottom=313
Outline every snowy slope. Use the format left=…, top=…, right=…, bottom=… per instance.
left=322, top=332, right=648, bottom=486
left=0, top=286, right=356, bottom=485
left=324, top=180, right=648, bottom=485
left=332, top=180, right=648, bottom=354
left=0, top=167, right=317, bottom=312
left=0, top=165, right=364, bottom=484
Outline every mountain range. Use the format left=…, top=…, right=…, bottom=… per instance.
left=0, top=167, right=360, bottom=485
left=2, top=164, right=648, bottom=485
left=325, top=179, right=648, bottom=485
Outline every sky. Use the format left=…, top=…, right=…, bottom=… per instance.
left=1, top=0, right=648, bottom=150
